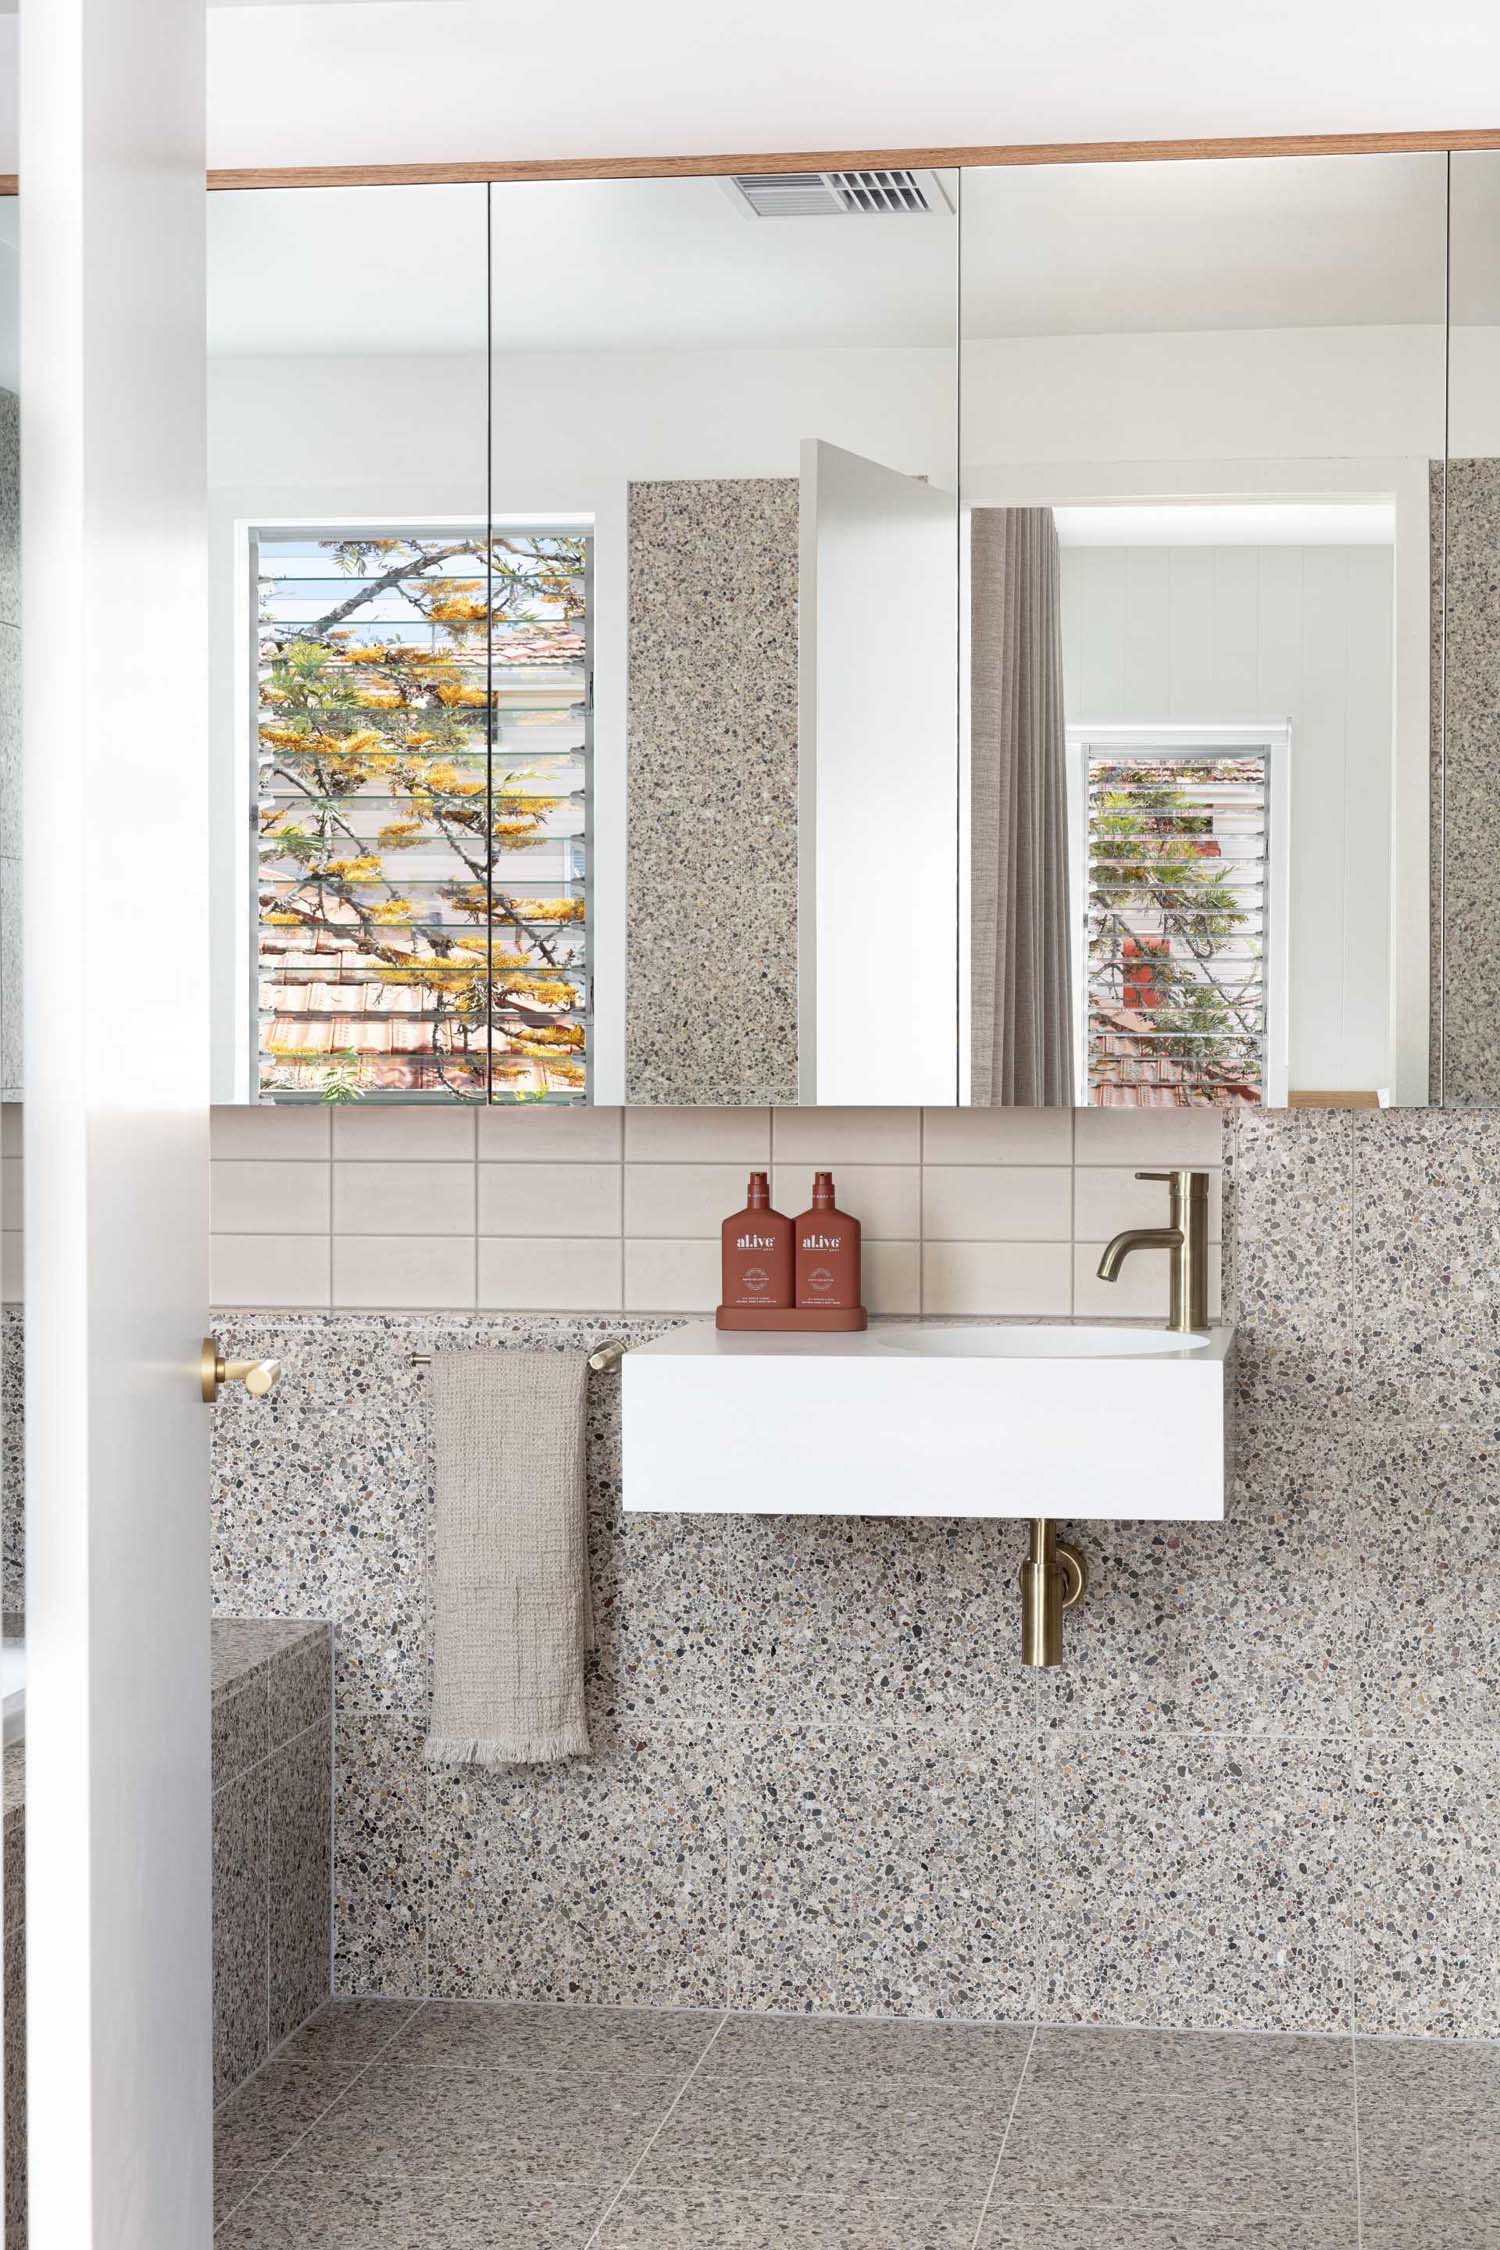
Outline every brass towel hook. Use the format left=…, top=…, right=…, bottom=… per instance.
left=201, top=1337, right=282, bottom=1404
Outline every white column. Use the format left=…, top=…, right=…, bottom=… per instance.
left=20, top=0, right=212, bottom=2241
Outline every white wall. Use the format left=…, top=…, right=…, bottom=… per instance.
left=1062, top=542, right=1397, bottom=1095
left=191, top=1, right=1500, bottom=175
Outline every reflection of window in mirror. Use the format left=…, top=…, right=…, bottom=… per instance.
left=252, top=527, right=590, bottom=1106
left=959, top=154, right=1446, bottom=1109
left=1067, top=723, right=1287, bottom=1109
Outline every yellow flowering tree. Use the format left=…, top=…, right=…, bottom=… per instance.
left=257, top=534, right=588, bottom=1101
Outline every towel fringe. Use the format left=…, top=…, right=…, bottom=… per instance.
left=423, top=1730, right=590, bottom=1767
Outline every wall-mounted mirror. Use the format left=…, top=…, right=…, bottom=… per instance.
left=210, top=172, right=959, bottom=1109
left=1438, top=149, right=1500, bottom=1107
left=959, top=153, right=1446, bottom=1110
left=209, top=154, right=1462, bottom=1109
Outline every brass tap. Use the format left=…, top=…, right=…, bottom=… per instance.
left=1019, top=1517, right=1087, bottom=1667
left=1096, top=1168, right=1210, bottom=1334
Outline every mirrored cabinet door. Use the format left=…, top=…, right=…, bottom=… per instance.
left=209, top=183, right=491, bottom=1105
left=486, top=173, right=960, bottom=1108
left=1438, top=150, right=1500, bottom=1108
left=958, top=153, right=1448, bottom=1110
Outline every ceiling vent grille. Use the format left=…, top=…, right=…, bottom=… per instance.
left=727, top=168, right=953, bottom=219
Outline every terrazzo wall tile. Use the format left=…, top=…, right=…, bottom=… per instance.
left=332, top=1710, right=429, bottom=1997
left=1349, top=1736, right=1500, bottom=2039
left=269, top=1722, right=333, bottom=2044
left=625, top=478, right=799, bottom=1106
left=204, top=1113, right=1500, bottom=2038
left=214, top=1764, right=270, bottom=2100
left=1037, top=1732, right=1350, bottom=2034
left=729, top=1724, right=1039, bottom=2021
left=1433, top=459, right=1500, bottom=1107
left=426, top=1729, right=727, bottom=2008
left=211, top=1618, right=334, bottom=2099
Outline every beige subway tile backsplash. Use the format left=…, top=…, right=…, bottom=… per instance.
left=211, top=1103, right=330, bottom=1160
left=624, top=1238, right=720, bottom=1312
left=1073, top=1165, right=1223, bottom=1244
left=212, top=1159, right=329, bottom=1236
left=1073, top=1241, right=1223, bottom=1322
left=772, top=1164, right=920, bottom=1240
left=863, top=1240, right=921, bottom=1314
left=624, top=1163, right=747, bottom=1239
left=211, top=1233, right=331, bottom=1309
left=1074, top=1106, right=1224, bottom=1166
left=625, top=1108, right=772, bottom=1163
left=771, top=1108, right=921, bottom=1164
left=920, top=1107, right=1073, bottom=1164
left=922, top=1164, right=1072, bottom=1243
left=331, top=1106, right=476, bottom=1160
left=478, top=1237, right=622, bottom=1313
left=922, top=1240, right=1072, bottom=1317
left=333, top=1160, right=475, bottom=1237
left=204, top=1098, right=1231, bottom=1323
left=332, top=1234, right=475, bottom=1310
left=478, top=1161, right=621, bottom=1238
left=477, top=1105, right=622, bottom=1161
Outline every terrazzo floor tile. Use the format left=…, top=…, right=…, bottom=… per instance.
left=729, top=1725, right=1038, bottom=2021
left=214, top=2165, right=610, bottom=2248
left=1362, top=2226, right=1500, bottom=2250
left=1037, top=1733, right=1349, bottom=2033
left=990, top=2026, right=1356, bottom=2223
left=976, top=2217, right=1156, bottom=2249
left=1355, top=2037, right=1500, bottom=2222
left=597, top=2183, right=979, bottom=2247
left=213, top=2164, right=265, bottom=2229
left=425, top=1732, right=727, bottom=2009
left=291, top=2059, right=681, bottom=2183
left=635, top=2070, right=1006, bottom=2202
left=1019, top=2025, right=1352, bottom=2107
left=1350, top=1739, right=1500, bottom=2037
left=213, top=2055, right=365, bottom=2174
left=704, top=2010, right=1033, bottom=2095
left=389, top=1998, right=720, bottom=2074
left=271, top=1996, right=421, bottom=2068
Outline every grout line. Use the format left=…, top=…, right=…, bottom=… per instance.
left=967, top=2019, right=1040, bottom=2250
left=213, top=1996, right=425, bottom=2234
left=580, top=2009, right=731, bottom=2249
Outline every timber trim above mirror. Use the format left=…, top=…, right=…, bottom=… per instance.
left=4, top=126, right=1500, bottom=200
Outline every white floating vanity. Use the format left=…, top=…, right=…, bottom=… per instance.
left=622, top=1321, right=1233, bottom=1523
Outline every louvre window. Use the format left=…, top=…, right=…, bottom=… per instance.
left=1075, top=737, right=1274, bottom=1108
left=254, top=530, right=590, bottom=1102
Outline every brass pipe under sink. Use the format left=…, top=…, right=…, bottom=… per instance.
left=1018, top=1517, right=1088, bottom=1667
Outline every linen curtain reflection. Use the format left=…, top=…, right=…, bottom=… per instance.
left=970, top=506, right=1075, bottom=1106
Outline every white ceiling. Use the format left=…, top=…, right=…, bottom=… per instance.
left=5, top=0, right=1500, bottom=175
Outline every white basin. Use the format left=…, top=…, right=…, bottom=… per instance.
left=623, top=1320, right=1232, bottom=1522
left=873, top=1324, right=1214, bottom=1359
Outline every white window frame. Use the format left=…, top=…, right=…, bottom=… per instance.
left=1066, top=720, right=1291, bottom=1109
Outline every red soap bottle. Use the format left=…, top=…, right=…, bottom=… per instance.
left=720, top=1172, right=793, bottom=1311
left=794, top=1172, right=862, bottom=1312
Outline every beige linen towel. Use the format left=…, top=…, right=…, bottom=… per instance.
left=424, top=1350, right=592, bottom=1765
